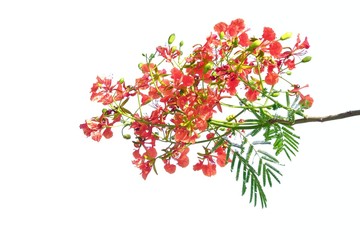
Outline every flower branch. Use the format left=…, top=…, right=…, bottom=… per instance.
left=268, top=110, right=360, bottom=125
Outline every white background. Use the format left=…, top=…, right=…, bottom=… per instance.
left=1, top=0, right=360, bottom=239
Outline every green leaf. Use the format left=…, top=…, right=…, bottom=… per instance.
left=257, top=158, right=263, bottom=175
left=284, top=144, right=296, bottom=156
left=266, top=171, right=273, bottom=187
left=230, top=151, right=237, bottom=172
left=262, top=165, right=267, bottom=186
left=286, top=92, right=290, bottom=107
left=210, top=138, right=224, bottom=153
left=242, top=181, right=247, bottom=196
left=284, top=139, right=299, bottom=152
left=250, top=127, right=262, bottom=137
left=245, top=145, right=254, bottom=163
left=226, top=145, right=232, bottom=164
left=235, top=155, right=242, bottom=181
left=258, top=150, right=279, bottom=163
left=267, top=169, right=281, bottom=184
left=282, top=125, right=300, bottom=138
left=264, top=163, right=282, bottom=176
left=250, top=176, right=254, bottom=203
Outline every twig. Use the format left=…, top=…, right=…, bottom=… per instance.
left=268, top=110, right=360, bottom=125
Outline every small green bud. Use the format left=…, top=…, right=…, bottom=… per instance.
left=179, top=41, right=184, bottom=47
left=271, top=91, right=280, bottom=97
left=219, top=31, right=225, bottom=39
left=302, top=56, right=312, bottom=63
left=247, top=39, right=262, bottom=52
left=226, top=115, right=235, bottom=122
left=102, top=108, right=107, bottom=113
left=119, top=78, right=124, bottom=84
left=138, top=63, right=143, bottom=70
left=219, top=127, right=226, bottom=131
left=204, top=62, right=214, bottom=73
left=286, top=71, right=292, bottom=75
left=168, top=33, right=176, bottom=45
left=280, top=32, right=292, bottom=40
left=171, top=46, right=177, bottom=52
left=123, top=134, right=131, bottom=140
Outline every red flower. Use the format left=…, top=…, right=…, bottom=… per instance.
left=226, top=73, right=240, bottom=95
left=132, top=150, right=152, bottom=180
left=174, top=127, right=198, bottom=144
left=206, top=133, right=215, bottom=140
left=202, top=163, right=217, bottom=177
left=228, top=18, right=245, bottom=37
left=90, top=76, right=115, bottom=105
left=262, top=27, right=276, bottom=41
left=156, top=46, right=180, bottom=62
left=290, top=84, right=309, bottom=94
left=239, top=32, right=250, bottom=47
left=173, top=146, right=190, bottom=168
left=80, top=112, right=120, bottom=142
left=214, top=22, right=228, bottom=35
left=214, top=18, right=246, bottom=38
left=164, top=163, right=176, bottom=174
left=299, top=94, right=313, bottom=109
left=284, top=59, right=296, bottom=70
left=215, top=146, right=229, bottom=167
left=269, top=41, right=282, bottom=57
left=245, top=88, right=260, bottom=102
left=295, top=35, right=310, bottom=49
left=171, top=68, right=195, bottom=88
left=265, top=71, right=279, bottom=85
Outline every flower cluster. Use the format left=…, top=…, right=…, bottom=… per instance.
left=80, top=18, right=312, bottom=180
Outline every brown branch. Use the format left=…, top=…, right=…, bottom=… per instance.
left=268, top=110, right=360, bottom=125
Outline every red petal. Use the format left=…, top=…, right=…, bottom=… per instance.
left=103, top=128, right=113, bottom=139
left=164, top=164, right=176, bottom=174
left=214, top=22, right=228, bottom=34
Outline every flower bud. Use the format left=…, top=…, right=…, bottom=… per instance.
left=219, top=31, right=225, bottom=39
left=168, top=33, right=176, bottom=44
left=301, top=56, right=312, bottom=63
left=179, top=41, right=184, bottom=47
left=286, top=71, right=292, bottom=75
left=271, top=91, right=280, bottom=97
left=119, top=78, right=124, bottom=84
left=171, top=46, right=177, bottom=52
left=247, top=39, right=262, bottom=52
left=123, top=134, right=131, bottom=140
left=226, top=115, right=235, bottom=122
left=280, top=32, right=292, bottom=40
left=204, top=62, right=214, bottom=73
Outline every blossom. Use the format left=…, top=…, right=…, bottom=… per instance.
left=172, top=146, right=190, bottom=168
left=164, top=163, right=176, bottom=174
left=299, top=94, right=314, bottom=109
left=79, top=114, right=118, bottom=142
left=239, top=32, right=250, bottom=47
left=295, top=35, right=310, bottom=49
left=262, top=27, right=276, bottom=41
left=228, top=18, right=245, bottom=37
left=245, top=88, right=260, bottom=102
left=90, top=76, right=115, bottom=105
left=269, top=41, right=282, bottom=57
left=265, top=71, right=279, bottom=85
left=81, top=17, right=313, bottom=183
left=156, top=46, right=180, bottom=62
